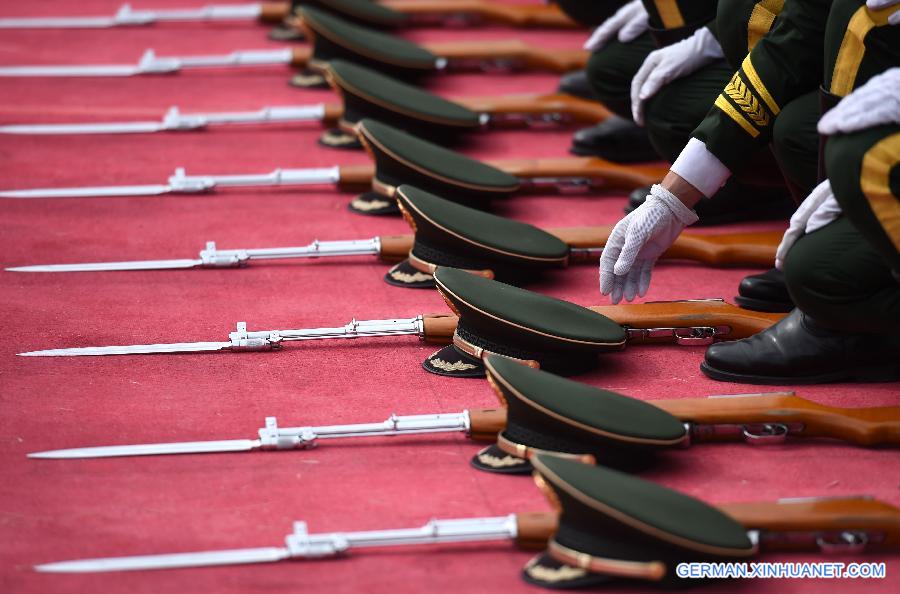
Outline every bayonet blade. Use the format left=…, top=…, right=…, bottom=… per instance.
left=18, top=341, right=233, bottom=357
left=0, top=16, right=121, bottom=28
left=0, top=64, right=145, bottom=77
left=35, top=546, right=290, bottom=573
left=29, top=439, right=258, bottom=459
left=0, top=184, right=173, bottom=199
left=7, top=258, right=203, bottom=273
left=0, top=121, right=167, bottom=135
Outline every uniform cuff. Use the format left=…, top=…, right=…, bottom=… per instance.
left=670, top=138, right=732, bottom=198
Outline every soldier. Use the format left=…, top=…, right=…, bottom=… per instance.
left=566, top=1, right=719, bottom=162
left=578, top=0, right=796, bottom=226
left=599, top=0, right=900, bottom=383
left=703, top=68, right=900, bottom=383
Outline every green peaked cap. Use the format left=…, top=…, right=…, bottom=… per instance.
left=396, top=185, right=568, bottom=277
left=429, top=267, right=625, bottom=376
left=531, top=455, right=755, bottom=582
left=293, top=0, right=407, bottom=28
left=358, top=119, right=520, bottom=205
left=484, top=354, right=686, bottom=445
left=327, top=60, right=480, bottom=142
left=299, top=7, right=437, bottom=80
left=470, top=355, right=685, bottom=475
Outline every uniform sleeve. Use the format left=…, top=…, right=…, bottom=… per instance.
left=691, top=0, right=832, bottom=171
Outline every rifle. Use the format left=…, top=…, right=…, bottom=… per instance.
left=0, top=0, right=577, bottom=30
left=0, top=94, right=605, bottom=137
left=16, top=298, right=784, bottom=357
left=0, top=119, right=666, bottom=201
left=27, top=390, right=900, bottom=460
left=5, top=228, right=781, bottom=273
left=0, top=55, right=609, bottom=137
left=0, top=2, right=290, bottom=29
left=0, top=8, right=587, bottom=78
left=33, top=461, right=900, bottom=574
left=35, top=514, right=556, bottom=572
left=299, top=0, right=578, bottom=29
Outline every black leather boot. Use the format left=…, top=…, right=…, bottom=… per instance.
left=625, top=185, right=795, bottom=226
left=735, top=268, right=794, bottom=312
left=569, top=115, right=659, bottom=162
left=557, top=70, right=598, bottom=101
left=701, top=309, right=900, bottom=384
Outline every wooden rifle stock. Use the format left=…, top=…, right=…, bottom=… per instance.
left=590, top=300, right=785, bottom=341
left=336, top=164, right=376, bottom=189
left=488, top=157, right=668, bottom=191
left=504, top=500, right=900, bottom=555
left=321, top=102, right=344, bottom=124
left=468, top=407, right=508, bottom=441
left=289, top=46, right=313, bottom=67
left=424, top=40, right=589, bottom=73
left=422, top=313, right=458, bottom=343
left=720, top=497, right=900, bottom=549
left=259, top=2, right=291, bottom=22
left=459, top=93, right=611, bottom=124
left=378, top=235, right=415, bottom=260
left=422, top=300, right=782, bottom=347
left=515, top=512, right=560, bottom=549
left=385, top=0, right=578, bottom=28
left=654, top=393, right=900, bottom=447
left=552, top=227, right=780, bottom=267
left=376, top=228, right=778, bottom=266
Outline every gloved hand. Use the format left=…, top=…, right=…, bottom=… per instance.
left=630, top=27, right=724, bottom=125
left=818, top=68, right=900, bottom=135
left=583, top=0, right=649, bottom=51
left=599, top=184, right=699, bottom=303
left=775, top=180, right=842, bottom=270
left=866, top=0, right=900, bottom=24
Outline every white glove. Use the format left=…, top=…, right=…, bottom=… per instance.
left=599, top=184, right=699, bottom=303
left=775, top=180, right=842, bottom=270
left=630, top=27, right=724, bottom=125
left=583, top=0, right=649, bottom=51
left=866, top=0, right=900, bottom=24
left=818, top=68, right=900, bottom=135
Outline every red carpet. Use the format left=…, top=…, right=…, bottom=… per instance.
left=0, top=2, right=897, bottom=593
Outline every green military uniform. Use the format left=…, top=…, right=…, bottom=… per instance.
left=585, top=0, right=719, bottom=119
left=689, top=0, right=897, bottom=199
left=784, top=0, right=900, bottom=334
left=577, top=1, right=719, bottom=162
left=553, top=0, right=627, bottom=26
left=700, top=2, right=900, bottom=383
left=691, top=0, right=830, bottom=193
left=643, top=0, right=787, bottom=158
left=634, top=0, right=795, bottom=224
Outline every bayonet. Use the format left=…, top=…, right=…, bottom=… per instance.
left=16, top=299, right=782, bottom=357
left=0, top=165, right=346, bottom=199
left=28, top=410, right=508, bottom=459
left=35, top=515, right=530, bottom=573
left=7, top=239, right=388, bottom=272
left=0, top=104, right=326, bottom=135
left=16, top=316, right=461, bottom=357
left=0, top=47, right=309, bottom=77
left=0, top=3, right=288, bottom=29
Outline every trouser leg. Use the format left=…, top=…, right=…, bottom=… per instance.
left=826, top=125, right=900, bottom=272
left=636, top=60, right=793, bottom=224
left=771, top=91, right=821, bottom=203
left=783, top=119, right=900, bottom=335
left=572, top=33, right=658, bottom=161
left=585, top=33, right=655, bottom=118
left=785, top=218, right=900, bottom=334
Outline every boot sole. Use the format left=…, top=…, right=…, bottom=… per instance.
left=700, top=361, right=900, bottom=385
left=734, top=295, right=794, bottom=313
